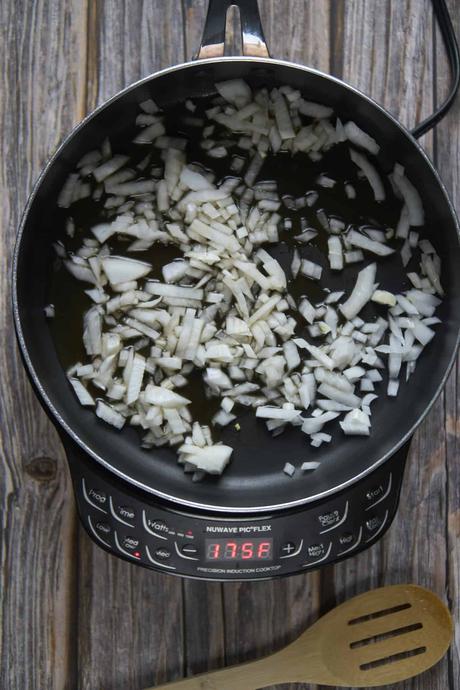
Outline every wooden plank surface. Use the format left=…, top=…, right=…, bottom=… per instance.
left=0, top=1, right=88, bottom=689
left=0, top=2, right=458, bottom=690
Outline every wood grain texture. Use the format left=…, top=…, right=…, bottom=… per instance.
left=0, top=2, right=459, bottom=690
left=0, top=1, right=88, bottom=688
left=435, top=2, right=460, bottom=688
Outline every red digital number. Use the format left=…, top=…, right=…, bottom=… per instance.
left=241, top=542, right=254, bottom=559
left=207, top=543, right=221, bottom=560
left=257, top=542, right=272, bottom=559
left=224, top=541, right=238, bottom=559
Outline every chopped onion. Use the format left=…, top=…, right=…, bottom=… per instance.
left=344, top=122, right=380, bottom=155
left=216, top=79, right=252, bottom=108
left=283, top=462, right=296, bottom=477
left=56, top=80, right=444, bottom=481
left=340, top=263, right=377, bottom=320
left=301, top=461, right=320, bottom=471
left=69, top=378, right=94, bottom=406
left=340, top=409, right=371, bottom=435
left=349, top=149, right=385, bottom=201
left=328, top=236, right=343, bottom=270
left=300, top=259, right=322, bottom=280
left=143, top=385, right=191, bottom=409
left=102, top=256, right=151, bottom=285
left=178, top=443, right=233, bottom=474
left=96, top=401, right=125, bottom=429
left=372, top=290, right=396, bottom=307
left=347, top=229, right=394, bottom=256
left=392, top=167, right=424, bottom=226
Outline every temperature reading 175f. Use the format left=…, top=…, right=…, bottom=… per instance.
left=205, top=538, right=273, bottom=561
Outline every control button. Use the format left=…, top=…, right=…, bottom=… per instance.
left=142, top=511, right=169, bottom=540
left=114, top=531, right=141, bottom=559
left=117, top=505, right=136, bottom=521
left=307, top=543, right=327, bottom=559
left=302, top=541, right=332, bottom=568
left=364, top=510, right=389, bottom=543
left=337, top=527, right=363, bottom=556
left=88, top=488, right=106, bottom=505
left=175, top=541, right=199, bottom=560
left=108, top=496, right=137, bottom=528
left=87, top=515, right=111, bottom=547
left=82, top=478, right=108, bottom=513
left=339, top=532, right=354, bottom=546
left=318, top=501, right=349, bottom=534
left=122, top=535, right=140, bottom=551
left=95, top=521, right=111, bottom=536
left=365, top=474, right=393, bottom=511
left=280, top=539, right=304, bottom=559
left=366, top=515, right=383, bottom=533
left=318, top=510, right=340, bottom=528
left=155, top=547, right=172, bottom=560
left=146, top=545, right=176, bottom=570
left=366, top=485, right=384, bottom=503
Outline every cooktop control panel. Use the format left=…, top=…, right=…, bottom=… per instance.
left=70, top=449, right=406, bottom=580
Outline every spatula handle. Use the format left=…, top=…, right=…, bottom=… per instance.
left=145, top=652, right=293, bottom=690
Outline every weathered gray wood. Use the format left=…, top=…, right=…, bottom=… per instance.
left=260, top=0, right=332, bottom=72
left=434, top=1, right=460, bottom=687
left=0, top=0, right=89, bottom=688
left=78, top=546, right=185, bottom=690
left=1, top=2, right=459, bottom=690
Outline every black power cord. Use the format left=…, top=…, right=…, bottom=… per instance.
left=411, top=0, right=460, bottom=139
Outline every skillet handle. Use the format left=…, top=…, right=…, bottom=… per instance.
left=196, top=0, right=270, bottom=59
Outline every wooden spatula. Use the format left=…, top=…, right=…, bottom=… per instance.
left=148, top=584, right=452, bottom=689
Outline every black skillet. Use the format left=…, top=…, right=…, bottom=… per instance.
left=13, top=0, right=460, bottom=513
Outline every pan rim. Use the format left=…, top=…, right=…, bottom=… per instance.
left=12, top=55, right=460, bottom=514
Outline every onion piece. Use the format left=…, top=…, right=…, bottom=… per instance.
left=300, top=259, right=322, bottom=280
left=283, top=462, right=296, bottom=477
left=298, top=99, right=333, bottom=119
left=93, top=155, right=129, bottom=183
left=344, top=122, right=380, bottom=155
left=372, top=290, right=396, bottom=307
left=273, top=92, right=295, bottom=139
left=102, top=256, right=151, bottom=285
left=391, top=167, right=424, bottom=226
left=178, top=443, right=233, bottom=474
left=143, top=385, right=191, bottom=408
left=96, top=401, right=125, bottom=429
left=256, top=406, right=301, bottom=421
left=302, top=411, right=339, bottom=435
left=291, top=248, right=301, bottom=279
left=301, top=461, right=320, bottom=471
left=349, top=149, right=385, bottom=201
left=69, top=378, right=95, bottom=406
left=328, top=236, right=343, bottom=270
left=347, top=229, right=394, bottom=256
left=340, top=409, right=371, bottom=435
left=216, top=79, right=252, bottom=108
left=340, top=262, right=377, bottom=320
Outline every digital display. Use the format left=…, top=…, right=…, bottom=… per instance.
left=205, top=538, right=273, bottom=561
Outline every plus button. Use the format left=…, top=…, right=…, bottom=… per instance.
left=282, top=542, right=296, bottom=554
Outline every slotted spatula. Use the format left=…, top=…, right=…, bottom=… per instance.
left=148, top=584, right=452, bottom=689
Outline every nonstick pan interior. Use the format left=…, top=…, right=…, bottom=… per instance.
left=14, top=58, right=460, bottom=512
